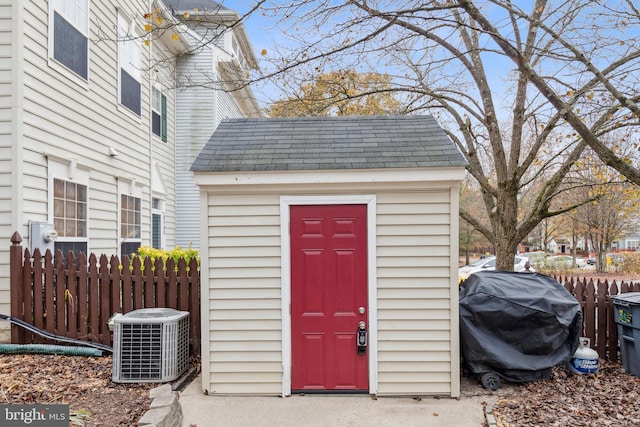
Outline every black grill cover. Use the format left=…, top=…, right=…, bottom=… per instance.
left=459, top=270, right=582, bottom=382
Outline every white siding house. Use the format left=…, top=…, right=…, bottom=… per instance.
left=192, top=116, right=467, bottom=397
left=0, top=0, right=193, bottom=340
left=169, top=0, right=264, bottom=249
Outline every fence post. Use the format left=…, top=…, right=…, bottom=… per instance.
left=9, top=232, right=25, bottom=343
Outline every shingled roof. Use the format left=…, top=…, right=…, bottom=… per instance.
left=190, top=115, right=467, bottom=173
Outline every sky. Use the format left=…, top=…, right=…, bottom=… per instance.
left=216, top=0, right=513, bottom=111
left=223, top=0, right=279, bottom=52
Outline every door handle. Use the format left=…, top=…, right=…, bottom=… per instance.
left=357, top=321, right=367, bottom=355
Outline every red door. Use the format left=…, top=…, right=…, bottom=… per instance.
left=290, top=204, right=368, bottom=392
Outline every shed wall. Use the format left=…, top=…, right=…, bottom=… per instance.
left=203, top=192, right=283, bottom=395
left=376, top=190, right=455, bottom=395
left=202, top=183, right=459, bottom=396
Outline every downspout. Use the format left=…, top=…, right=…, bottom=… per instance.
left=148, top=0, right=154, bottom=251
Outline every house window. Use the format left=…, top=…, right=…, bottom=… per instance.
left=118, top=12, right=141, bottom=116
left=230, top=34, right=245, bottom=69
left=53, top=178, right=88, bottom=257
left=152, top=198, right=164, bottom=249
left=50, top=0, right=89, bottom=80
left=121, top=194, right=141, bottom=257
left=151, top=86, right=167, bottom=141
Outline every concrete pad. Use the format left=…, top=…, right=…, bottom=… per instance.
left=179, top=376, right=496, bottom=427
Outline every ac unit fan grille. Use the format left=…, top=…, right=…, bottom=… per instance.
left=119, top=323, right=163, bottom=380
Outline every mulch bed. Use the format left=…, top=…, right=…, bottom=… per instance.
left=491, top=361, right=640, bottom=426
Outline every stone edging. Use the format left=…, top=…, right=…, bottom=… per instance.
left=138, top=384, right=183, bottom=427
left=485, top=404, right=498, bottom=427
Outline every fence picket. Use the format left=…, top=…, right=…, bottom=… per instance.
left=596, top=280, right=608, bottom=358
left=166, top=258, right=177, bottom=311
left=155, top=257, right=166, bottom=308
left=608, top=281, right=620, bottom=362
left=177, top=258, right=188, bottom=312
left=584, top=281, right=596, bottom=345
left=27, top=249, right=39, bottom=343
left=108, top=255, right=120, bottom=316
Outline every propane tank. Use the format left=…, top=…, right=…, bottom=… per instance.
left=567, top=337, right=599, bottom=374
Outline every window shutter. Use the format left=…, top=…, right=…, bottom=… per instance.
left=161, top=94, right=167, bottom=142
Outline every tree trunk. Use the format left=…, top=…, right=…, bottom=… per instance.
left=495, top=240, right=517, bottom=271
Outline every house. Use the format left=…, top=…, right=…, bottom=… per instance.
left=612, top=231, right=640, bottom=251
left=0, top=0, right=259, bottom=342
left=191, top=115, right=468, bottom=396
left=168, top=0, right=264, bottom=249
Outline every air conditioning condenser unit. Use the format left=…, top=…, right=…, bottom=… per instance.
left=112, top=308, right=189, bottom=383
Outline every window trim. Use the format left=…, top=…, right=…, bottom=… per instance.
left=117, top=10, right=142, bottom=117
left=47, top=156, right=91, bottom=257
left=118, top=178, right=143, bottom=258
left=119, top=193, right=142, bottom=257
left=151, top=197, right=165, bottom=250
left=48, top=0, right=91, bottom=82
left=151, top=85, right=167, bottom=141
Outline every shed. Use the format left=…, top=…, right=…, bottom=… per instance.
left=191, top=115, right=467, bottom=397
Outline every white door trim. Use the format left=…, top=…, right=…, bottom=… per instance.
left=280, top=195, right=378, bottom=396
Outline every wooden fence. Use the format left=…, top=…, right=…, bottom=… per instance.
left=8, top=226, right=640, bottom=363
left=9, top=232, right=200, bottom=355
left=553, top=274, right=640, bottom=362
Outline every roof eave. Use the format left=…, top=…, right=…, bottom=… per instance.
left=174, top=8, right=259, bottom=69
left=218, top=61, right=264, bottom=117
left=192, top=166, right=467, bottom=187
left=152, top=0, right=195, bottom=53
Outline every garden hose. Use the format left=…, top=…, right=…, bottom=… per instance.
left=0, top=313, right=112, bottom=353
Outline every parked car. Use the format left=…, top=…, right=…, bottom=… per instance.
left=607, top=253, right=625, bottom=265
left=459, top=255, right=533, bottom=281
left=585, top=254, right=623, bottom=267
left=546, top=255, right=587, bottom=269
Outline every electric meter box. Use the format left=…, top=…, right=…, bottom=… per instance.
left=29, top=222, right=58, bottom=255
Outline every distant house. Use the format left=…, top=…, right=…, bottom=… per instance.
left=612, top=232, right=640, bottom=251
left=192, top=116, right=467, bottom=397
left=0, top=0, right=260, bottom=342
left=550, top=238, right=571, bottom=254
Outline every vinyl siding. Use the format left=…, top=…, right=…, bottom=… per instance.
left=0, top=0, right=180, bottom=322
left=150, top=44, right=178, bottom=250
left=0, top=0, right=12, bottom=321
left=21, top=0, right=140, bottom=251
left=175, top=47, right=217, bottom=249
left=204, top=192, right=283, bottom=395
left=19, top=0, right=178, bottom=252
left=376, top=190, right=455, bottom=395
left=175, top=42, right=259, bottom=249
left=201, top=180, right=460, bottom=396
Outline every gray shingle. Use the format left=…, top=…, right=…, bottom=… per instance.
left=191, top=115, right=467, bottom=172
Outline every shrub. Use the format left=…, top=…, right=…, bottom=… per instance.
left=620, top=252, right=640, bottom=274
left=132, top=245, right=200, bottom=272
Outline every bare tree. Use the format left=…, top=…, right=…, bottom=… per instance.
left=245, top=0, right=640, bottom=270
left=142, top=1, right=640, bottom=270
